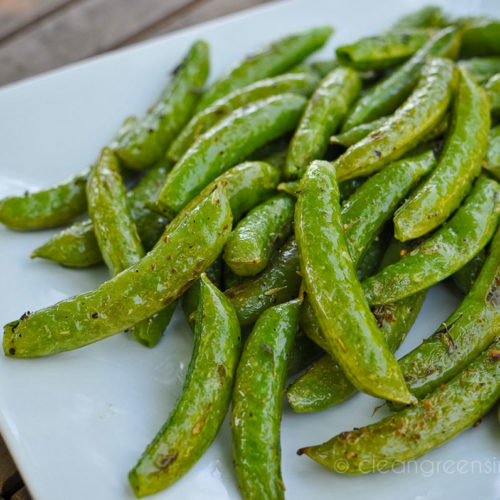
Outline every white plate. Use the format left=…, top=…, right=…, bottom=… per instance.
left=1, top=0, right=499, bottom=498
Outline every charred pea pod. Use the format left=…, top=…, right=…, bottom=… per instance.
left=115, top=40, right=209, bottom=170
left=485, top=124, right=500, bottom=181
left=3, top=184, right=232, bottom=358
left=394, top=66, right=491, bottom=241
left=460, top=18, right=500, bottom=58
left=334, top=58, right=456, bottom=182
left=232, top=299, right=300, bottom=500
left=223, top=194, right=295, bottom=276
left=129, top=274, right=241, bottom=497
left=156, top=94, right=307, bottom=218
left=195, top=26, right=333, bottom=111
left=458, top=57, right=500, bottom=84
left=284, top=67, right=361, bottom=178
left=485, top=73, right=500, bottom=117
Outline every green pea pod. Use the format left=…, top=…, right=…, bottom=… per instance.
left=223, top=194, right=295, bottom=276
left=167, top=72, right=319, bottom=163
left=330, top=116, right=387, bottom=148
left=356, top=235, right=388, bottom=282
left=336, top=28, right=432, bottom=71
left=290, top=59, right=339, bottom=79
left=129, top=274, right=241, bottom=497
left=334, top=57, right=456, bottom=182
left=195, top=27, right=333, bottom=111
left=485, top=124, right=500, bottom=181
left=458, top=57, right=500, bottom=84
left=299, top=337, right=500, bottom=473
left=453, top=249, right=486, bottom=295
left=225, top=237, right=301, bottom=326
left=3, top=184, right=232, bottom=358
left=394, top=66, right=491, bottom=241
left=115, top=40, right=209, bottom=170
left=295, top=160, right=413, bottom=404
left=391, top=6, right=446, bottom=30
left=364, top=175, right=500, bottom=306
left=485, top=73, right=500, bottom=117
left=232, top=299, right=300, bottom=500
left=398, top=227, right=500, bottom=400
left=285, top=67, right=362, bottom=178
left=156, top=94, right=306, bottom=218
left=342, top=27, right=460, bottom=132
left=460, top=18, right=500, bottom=58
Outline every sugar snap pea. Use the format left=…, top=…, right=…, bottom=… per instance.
left=458, top=57, right=500, bottom=84
left=285, top=67, right=361, bottom=178
left=156, top=94, right=306, bottom=218
left=334, top=57, right=456, bottom=182
left=485, top=73, right=500, bottom=117
left=460, top=18, right=500, bottom=58
left=3, top=184, right=232, bottom=358
left=115, top=40, right=209, bottom=170
left=295, top=160, right=413, bottom=404
left=195, top=27, right=333, bottom=112
left=485, top=124, right=500, bottom=181
left=330, top=116, right=387, bottom=148
left=364, top=175, right=500, bottom=306
left=391, top=6, right=445, bottom=30
left=298, top=338, right=500, bottom=473
left=129, top=274, right=241, bottom=497
left=232, top=299, right=300, bottom=500
left=342, top=27, right=460, bottom=131
left=167, top=72, right=319, bottom=163
left=223, top=194, right=295, bottom=276
left=394, top=66, right=491, bottom=241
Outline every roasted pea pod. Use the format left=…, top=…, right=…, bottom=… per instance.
left=285, top=67, right=361, bottom=178
left=156, top=94, right=306, bottom=218
left=336, top=28, right=432, bottom=71
left=195, top=26, right=333, bottom=111
left=460, top=18, right=500, bottom=58
left=485, top=124, right=500, bottom=181
left=485, top=73, right=500, bottom=117
left=115, top=40, right=209, bottom=170
left=458, top=57, right=500, bottom=84
left=295, top=160, right=413, bottom=404
left=398, top=227, right=500, bottom=400
left=167, top=72, right=319, bottom=163
left=299, top=338, right=500, bottom=474
left=129, top=274, right=241, bottom=497
left=391, top=6, right=445, bottom=30
left=330, top=117, right=387, bottom=148
left=394, top=66, right=490, bottom=241
left=453, top=249, right=486, bottom=295
left=223, top=194, right=295, bottom=276
left=334, top=58, right=456, bottom=182
left=225, top=237, right=301, bottom=326
left=342, top=27, right=460, bottom=131
left=364, top=175, right=500, bottom=306
left=3, top=184, right=232, bottom=358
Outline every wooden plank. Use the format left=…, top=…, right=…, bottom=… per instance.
left=0, top=436, right=22, bottom=498
left=11, top=486, right=32, bottom=500
left=0, top=0, right=198, bottom=86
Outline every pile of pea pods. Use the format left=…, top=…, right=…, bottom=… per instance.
left=1, top=5, right=500, bottom=498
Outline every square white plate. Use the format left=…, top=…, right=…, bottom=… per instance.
left=1, top=0, right=499, bottom=499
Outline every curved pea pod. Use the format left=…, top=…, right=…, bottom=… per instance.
left=460, top=18, right=500, bottom=58
left=342, top=27, right=460, bottom=132
left=223, top=194, right=295, bottom=276
left=232, top=299, right=299, bottom=500
left=115, top=40, right=209, bottom=170
left=3, top=184, right=232, bottom=358
left=167, top=72, right=319, bottom=163
left=458, top=57, right=500, bottom=84
left=391, top=6, right=446, bottom=30
left=330, top=116, right=387, bottom=148
left=452, top=249, right=486, bottom=295
left=195, top=27, right=333, bottom=112
left=394, top=67, right=491, bottom=241
left=364, top=175, right=500, bottom=306
left=156, top=94, right=306, bottom=218
left=225, top=237, right=301, bottom=326
left=290, top=59, right=339, bottom=79
left=398, top=227, right=500, bottom=400
left=298, top=339, right=500, bottom=473
left=485, top=73, right=500, bottom=117
left=485, top=124, right=500, bottom=181
left=129, top=274, right=241, bottom=497
left=278, top=178, right=363, bottom=202
left=285, top=67, right=362, bottom=179
left=334, top=58, right=456, bottom=182
left=295, top=160, right=413, bottom=404
left=336, top=29, right=432, bottom=72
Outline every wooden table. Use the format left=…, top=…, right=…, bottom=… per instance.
left=0, top=1, right=273, bottom=497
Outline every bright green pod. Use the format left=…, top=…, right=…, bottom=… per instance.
left=3, top=184, right=232, bottom=358
left=485, top=73, right=500, bottom=117
left=277, top=177, right=366, bottom=202
left=342, top=27, right=460, bottom=131
left=298, top=338, right=500, bottom=473
left=195, top=27, right=333, bottom=112
left=167, top=72, right=319, bottom=163
left=295, top=160, right=413, bottom=404
left=391, top=6, right=446, bottom=30
left=129, top=274, right=241, bottom=497
left=336, top=28, right=432, bottom=71
left=364, top=175, right=500, bottom=306
left=485, top=124, right=500, bottom=181
left=225, top=237, right=301, bottom=326
left=453, top=249, right=486, bottom=295
left=115, top=40, right=209, bottom=170
left=458, top=57, right=500, bottom=84
left=290, top=59, right=339, bottom=79
left=232, top=299, right=300, bottom=500
left=460, top=18, right=500, bottom=58
left=223, top=194, right=295, bottom=276
left=394, top=66, right=491, bottom=241
left=334, top=57, right=456, bottom=182
left=330, top=116, right=387, bottom=148
left=285, top=67, right=362, bottom=178
left=156, top=94, right=307, bottom=218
